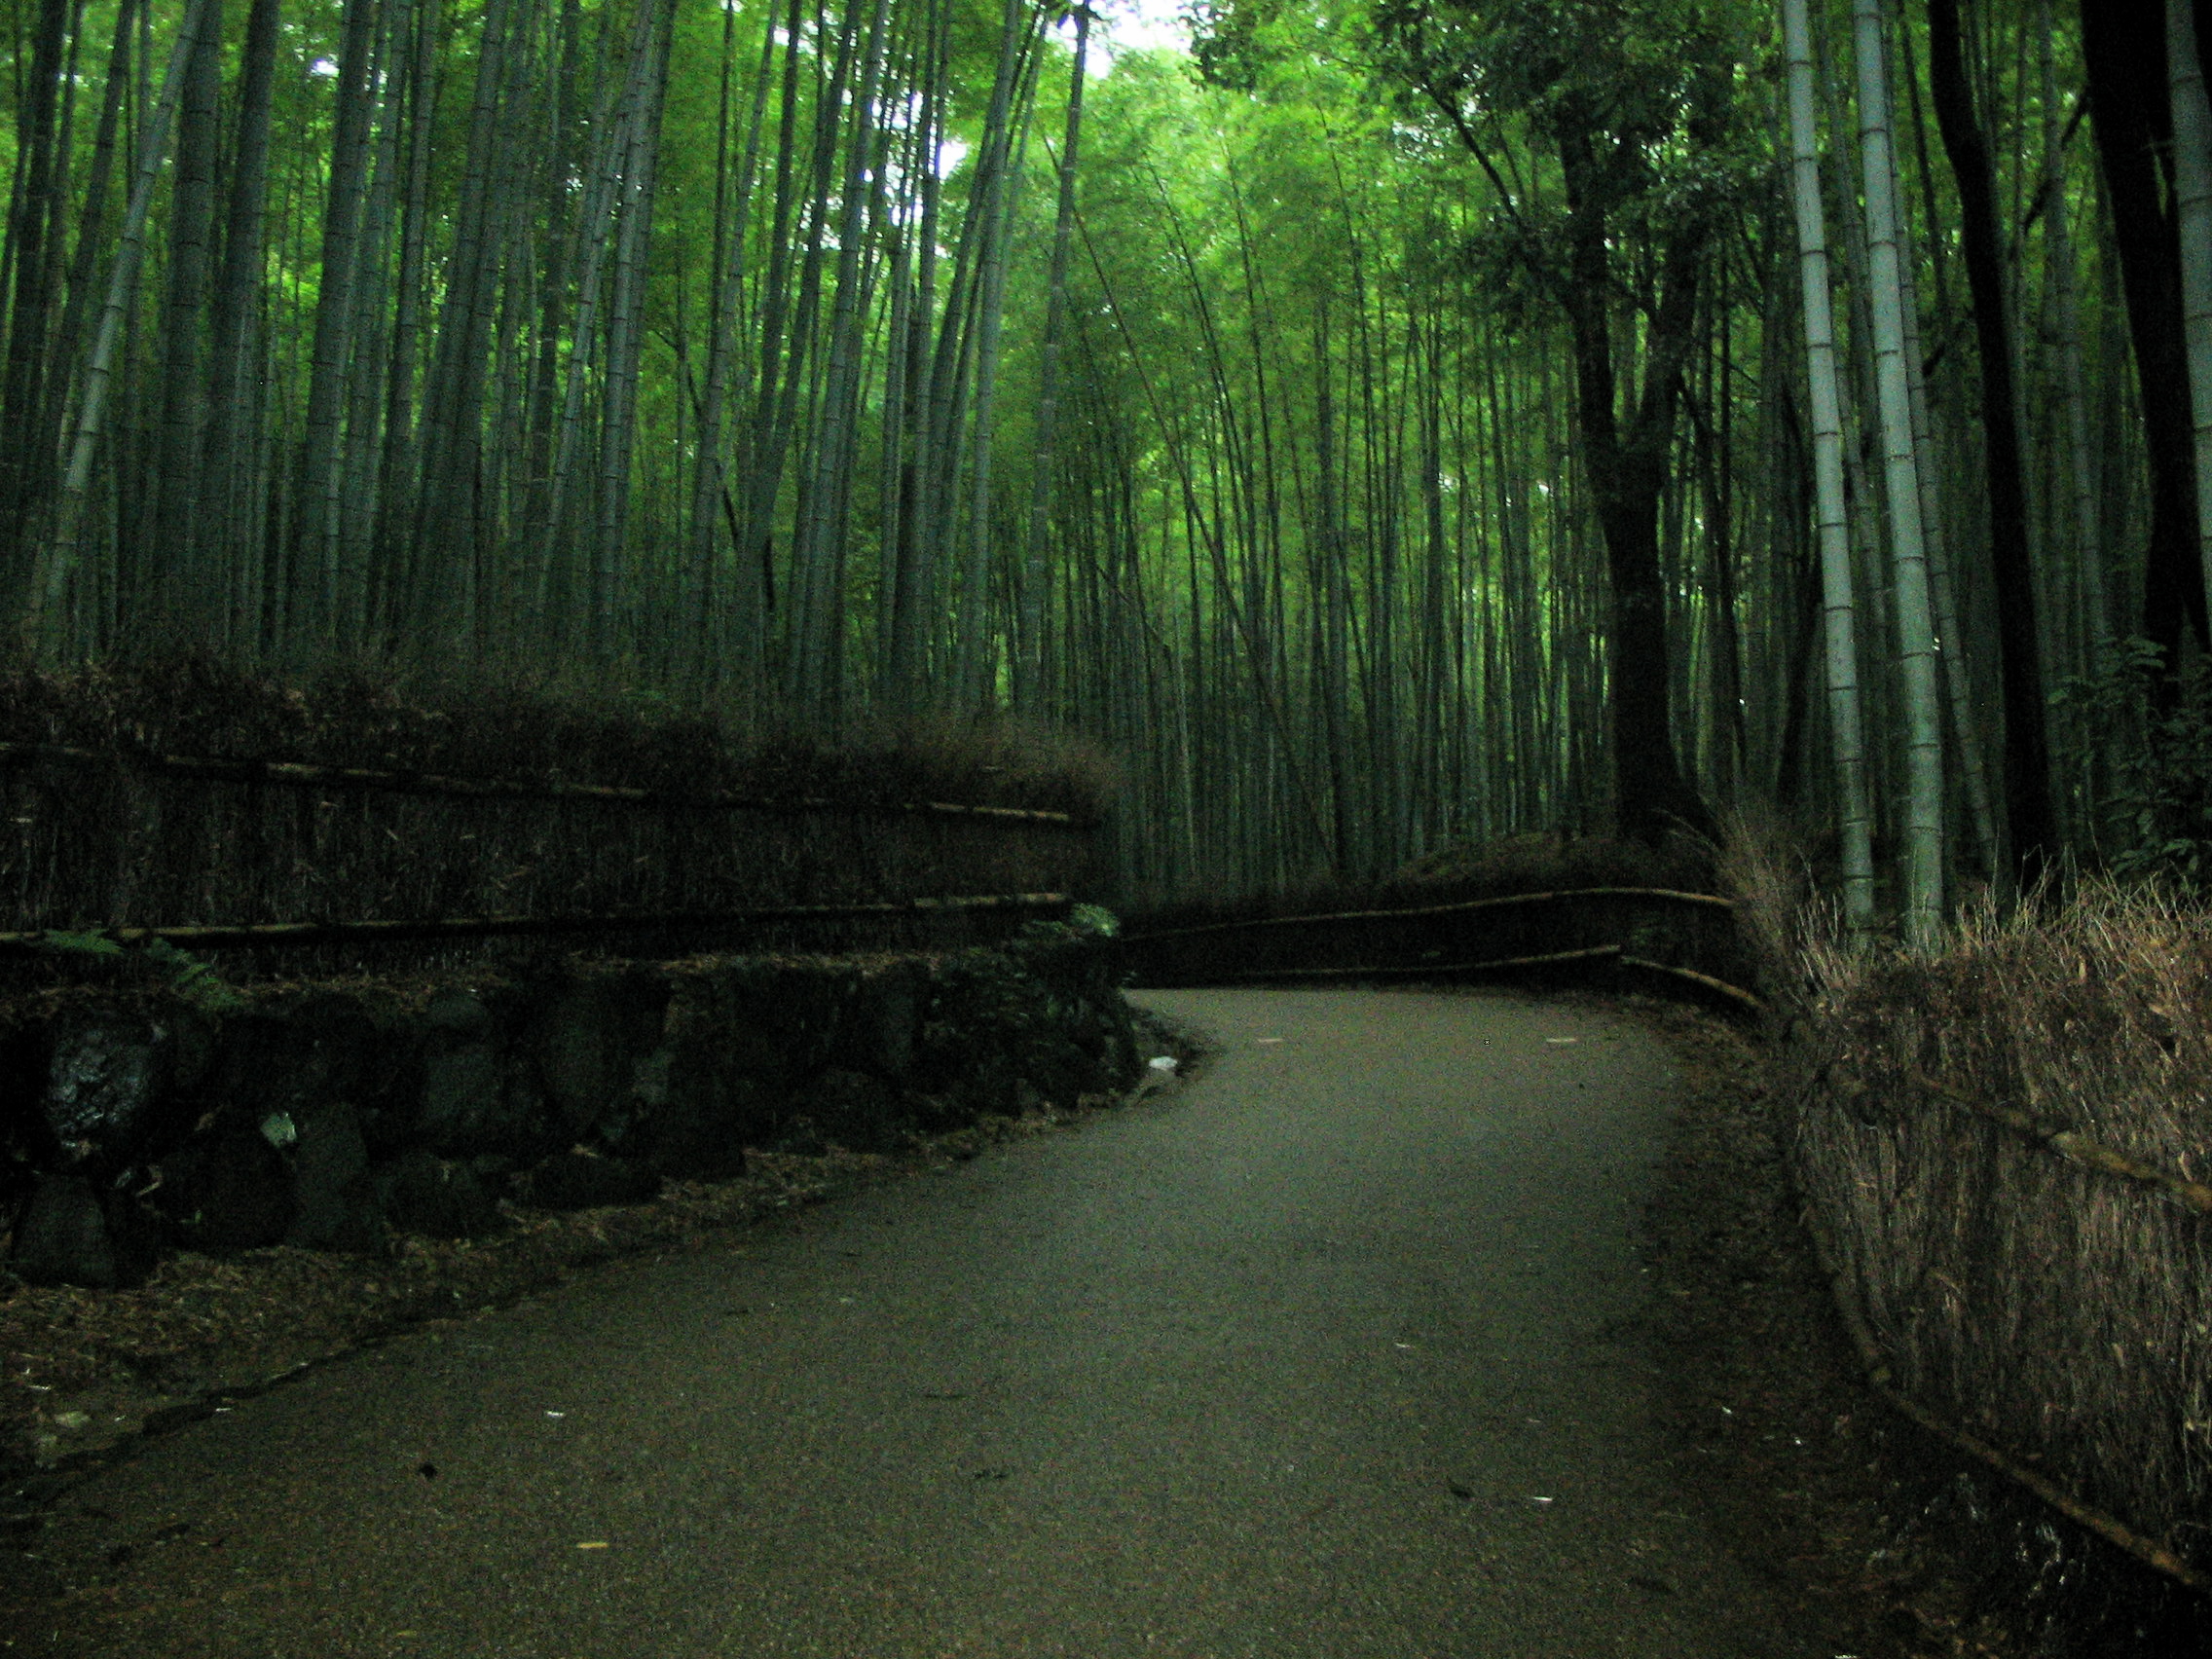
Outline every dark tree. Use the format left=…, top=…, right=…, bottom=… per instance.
left=1924, top=0, right=2055, bottom=883
left=1372, top=0, right=1736, bottom=845
left=2081, top=0, right=2207, bottom=661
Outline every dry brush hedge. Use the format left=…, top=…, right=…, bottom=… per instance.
left=1787, top=882, right=2212, bottom=1580
left=0, top=659, right=1111, bottom=968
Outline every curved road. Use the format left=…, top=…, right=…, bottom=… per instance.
left=12, top=989, right=1829, bottom=1657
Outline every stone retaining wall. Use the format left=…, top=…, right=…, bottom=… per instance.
left=1, top=920, right=1137, bottom=1288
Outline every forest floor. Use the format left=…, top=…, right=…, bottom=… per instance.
left=1, top=993, right=2200, bottom=1655
left=1626, top=991, right=2209, bottom=1659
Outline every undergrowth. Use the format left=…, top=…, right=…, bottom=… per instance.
left=2055, top=636, right=2212, bottom=889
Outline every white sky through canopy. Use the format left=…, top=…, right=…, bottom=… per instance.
left=1092, top=0, right=1192, bottom=67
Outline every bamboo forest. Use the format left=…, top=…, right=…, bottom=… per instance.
left=0, top=0, right=2200, bottom=920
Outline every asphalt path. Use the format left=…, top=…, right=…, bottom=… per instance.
left=11, top=988, right=1833, bottom=1658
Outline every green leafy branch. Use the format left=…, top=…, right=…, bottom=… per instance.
left=2054, top=638, right=2212, bottom=890
left=32, top=930, right=245, bottom=1014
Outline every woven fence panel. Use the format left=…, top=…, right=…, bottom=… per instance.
left=1792, top=921, right=2212, bottom=1577
left=0, top=754, right=1102, bottom=968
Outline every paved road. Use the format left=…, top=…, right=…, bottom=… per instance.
left=10, top=989, right=1831, bottom=1658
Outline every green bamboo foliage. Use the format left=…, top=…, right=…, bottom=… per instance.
left=0, top=0, right=2185, bottom=921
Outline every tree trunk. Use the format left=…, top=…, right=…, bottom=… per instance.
left=295, top=0, right=381, bottom=647
left=368, top=0, right=443, bottom=642
left=26, top=0, right=211, bottom=651
left=534, top=32, right=642, bottom=648
left=2168, top=0, right=2212, bottom=634
left=332, top=0, right=409, bottom=649
left=790, top=0, right=893, bottom=709
left=1893, top=176, right=2001, bottom=880
left=199, top=0, right=280, bottom=655
left=1551, top=120, right=1715, bottom=847
left=409, top=0, right=522, bottom=650
left=882, top=0, right=949, bottom=706
left=953, top=16, right=1043, bottom=708
left=145, top=0, right=224, bottom=635
left=0, top=0, right=77, bottom=591
left=10, top=0, right=137, bottom=632
left=2081, top=0, right=2206, bottom=658
left=2041, top=0, right=2104, bottom=656
left=1015, top=6, right=1089, bottom=714
left=1925, top=0, right=2054, bottom=887
left=592, top=0, right=678, bottom=661
left=684, top=0, right=775, bottom=695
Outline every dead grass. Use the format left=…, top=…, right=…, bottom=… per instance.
left=0, top=653, right=1113, bottom=812
left=1395, top=827, right=1715, bottom=894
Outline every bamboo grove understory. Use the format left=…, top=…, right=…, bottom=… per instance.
left=0, top=0, right=2201, bottom=921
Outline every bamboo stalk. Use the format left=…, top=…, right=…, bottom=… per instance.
left=0, top=741, right=1092, bottom=826
left=0, top=893, right=1073, bottom=952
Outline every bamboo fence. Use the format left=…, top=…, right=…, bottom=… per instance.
left=0, top=739, right=1099, bottom=966
left=1803, top=1064, right=2212, bottom=1596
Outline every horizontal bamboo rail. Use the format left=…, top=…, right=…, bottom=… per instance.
left=1204, top=946, right=1764, bottom=1010
left=0, top=740, right=1094, bottom=828
left=0, top=892, right=1073, bottom=953
left=1122, top=885, right=1734, bottom=945
left=1797, top=1191, right=2210, bottom=1595
left=1209, top=944, right=1624, bottom=984
left=1618, top=954, right=1765, bottom=1013
left=1906, top=1068, right=2212, bottom=1216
